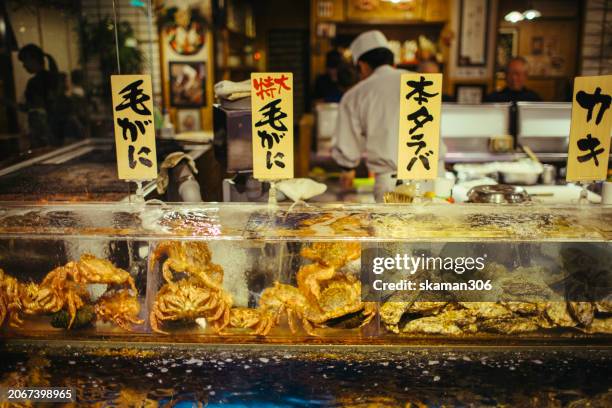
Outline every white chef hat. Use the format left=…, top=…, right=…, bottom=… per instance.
left=349, top=30, right=390, bottom=64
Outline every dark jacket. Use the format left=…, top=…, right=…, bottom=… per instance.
left=484, top=87, right=542, bottom=103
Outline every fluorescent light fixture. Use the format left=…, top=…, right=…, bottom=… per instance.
left=504, top=11, right=525, bottom=23
left=523, top=9, right=542, bottom=20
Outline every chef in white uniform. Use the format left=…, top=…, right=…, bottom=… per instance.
left=332, top=30, right=445, bottom=202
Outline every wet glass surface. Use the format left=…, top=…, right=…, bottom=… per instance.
left=0, top=343, right=611, bottom=407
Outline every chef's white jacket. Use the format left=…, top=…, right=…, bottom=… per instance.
left=332, top=65, right=446, bottom=176
left=332, top=65, right=406, bottom=175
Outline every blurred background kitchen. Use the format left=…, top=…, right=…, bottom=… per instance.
left=0, top=0, right=610, bottom=204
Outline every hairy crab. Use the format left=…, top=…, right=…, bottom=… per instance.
left=0, top=268, right=22, bottom=328
left=149, top=241, right=233, bottom=334
left=227, top=307, right=277, bottom=336
left=150, top=241, right=224, bottom=291
left=95, top=290, right=144, bottom=331
left=9, top=254, right=138, bottom=330
left=150, top=278, right=232, bottom=334
left=297, top=242, right=361, bottom=303
left=258, top=279, right=376, bottom=336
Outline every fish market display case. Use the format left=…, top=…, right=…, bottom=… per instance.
left=0, top=139, right=210, bottom=202
left=0, top=202, right=610, bottom=343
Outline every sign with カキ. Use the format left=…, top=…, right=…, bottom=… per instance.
left=111, top=75, right=158, bottom=180
left=566, top=75, right=612, bottom=182
left=251, top=72, right=294, bottom=180
left=397, top=73, right=443, bottom=180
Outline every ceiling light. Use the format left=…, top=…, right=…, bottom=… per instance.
left=504, top=11, right=525, bottom=23
left=523, top=9, right=542, bottom=20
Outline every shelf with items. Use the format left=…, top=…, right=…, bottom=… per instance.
left=214, top=0, right=257, bottom=82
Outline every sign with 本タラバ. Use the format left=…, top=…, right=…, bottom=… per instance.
left=110, top=75, right=158, bottom=180
left=251, top=72, right=294, bottom=180
left=566, top=75, right=612, bottom=182
left=397, top=73, right=443, bottom=180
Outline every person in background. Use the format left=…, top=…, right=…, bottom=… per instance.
left=17, top=44, right=61, bottom=147
left=70, top=69, right=90, bottom=138
left=314, top=49, right=345, bottom=103
left=332, top=30, right=446, bottom=202
left=54, top=73, right=85, bottom=142
left=484, top=57, right=542, bottom=102
left=417, top=59, right=441, bottom=74
left=417, top=60, right=454, bottom=102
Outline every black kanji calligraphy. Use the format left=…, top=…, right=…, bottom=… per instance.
left=407, top=140, right=426, bottom=155
left=266, top=151, right=286, bottom=169
left=115, top=79, right=151, bottom=116
left=407, top=106, right=434, bottom=134
left=577, top=133, right=605, bottom=166
left=117, top=118, right=151, bottom=142
left=576, top=87, right=611, bottom=125
left=257, top=130, right=284, bottom=149
left=128, top=145, right=153, bottom=169
left=407, top=150, right=433, bottom=171
left=405, top=76, right=439, bottom=105
left=255, top=99, right=288, bottom=132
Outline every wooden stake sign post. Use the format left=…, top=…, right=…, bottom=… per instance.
left=111, top=75, right=158, bottom=181
left=566, top=75, right=612, bottom=182
left=250, top=72, right=294, bottom=181
left=397, top=73, right=443, bottom=181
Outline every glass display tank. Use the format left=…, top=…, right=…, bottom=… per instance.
left=0, top=202, right=610, bottom=343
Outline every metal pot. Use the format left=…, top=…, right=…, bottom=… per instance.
left=467, top=184, right=531, bottom=204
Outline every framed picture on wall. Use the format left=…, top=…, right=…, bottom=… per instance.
left=496, top=28, right=518, bottom=73
left=316, top=22, right=336, bottom=38
left=457, top=0, right=489, bottom=67
left=169, top=62, right=207, bottom=108
left=177, top=109, right=202, bottom=132
left=455, top=84, right=487, bottom=104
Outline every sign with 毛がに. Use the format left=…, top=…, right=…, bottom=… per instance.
left=111, top=74, right=158, bottom=181
left=566, top=75, right=612, bottom=182
left=397, top=73, right=442, bottom=181
left=251, top=72, right=294, bottom=180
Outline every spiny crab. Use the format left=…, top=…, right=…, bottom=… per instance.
left=149, top=241, right=233, bottom=334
